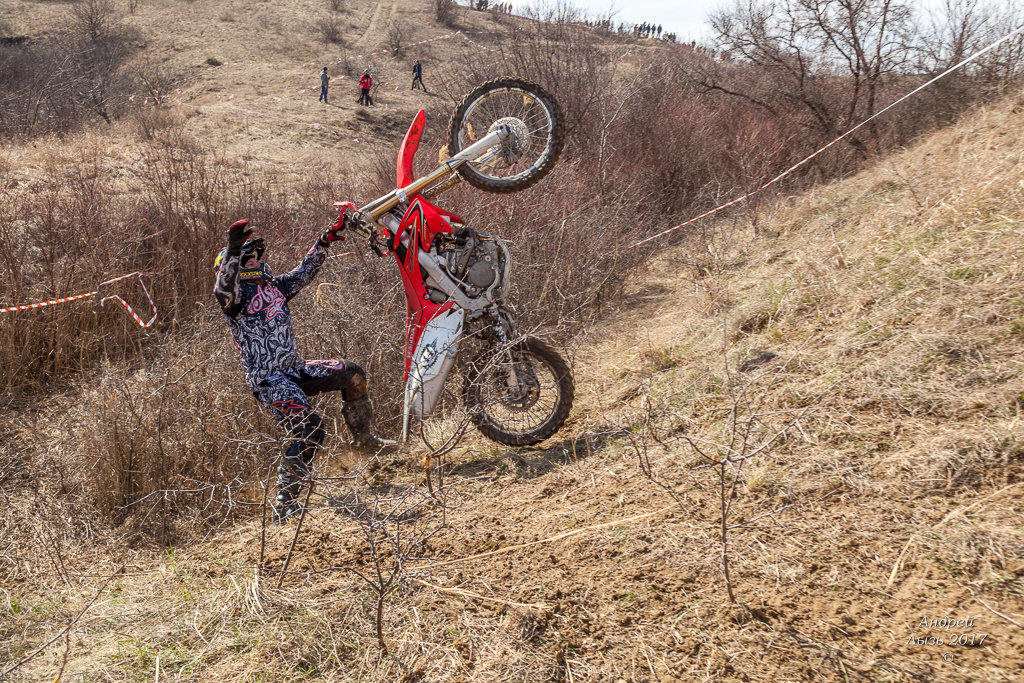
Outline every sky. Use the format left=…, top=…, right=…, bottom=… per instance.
left=508, top=1, right=726, bottom=42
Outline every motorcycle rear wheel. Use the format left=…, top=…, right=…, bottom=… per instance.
left=464, top=337, right=574, bottom=446
left=447, top=78, right=564, bottom=194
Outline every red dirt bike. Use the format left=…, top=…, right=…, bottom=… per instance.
left=333, top=78, right=573, bottom=452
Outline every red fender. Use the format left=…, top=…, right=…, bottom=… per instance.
left=397, top=109, right=425, bottom=189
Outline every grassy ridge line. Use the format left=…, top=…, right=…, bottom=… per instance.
left=6, top=84, right=1024, bottom=682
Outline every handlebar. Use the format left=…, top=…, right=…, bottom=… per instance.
left=338, top=125, right=511, bottom=238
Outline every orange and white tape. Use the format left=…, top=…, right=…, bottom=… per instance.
left=1, top=272, right=158, bottom=327
left=120, top=25, right=514, bottom=113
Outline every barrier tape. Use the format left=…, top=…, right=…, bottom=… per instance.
left=121, top=26, right=509, bottom=111
left=112, top=27, right=516, bottom=152
left=1, top=272, right=158, bottom=327
left=124, top=28, right=476, bottom=105
left=629, top=24, right=1024, bottom=249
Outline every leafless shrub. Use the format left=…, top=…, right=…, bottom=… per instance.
left=131, top=105, right=178, bottom=139
left=386, top=20, right=405, bottom=56
left=434, top=0, right=458, bottom=27
left=0, top=0, right=138, bottom=137
left=315, top=13, right=343, bottom=45
left=74, top=351, right=266, bottom=542
left=327, top=0, right=346, bottom=11
left=133, top=59, right=178, bottom=107
left=330, top=481, right=441, bottom=650
left=63, top=0, right=138, bottom=124
left=627, top=330, right=828, bottom=603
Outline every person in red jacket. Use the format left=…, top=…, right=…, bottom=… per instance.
left=358, top=70, right=373, bottom=106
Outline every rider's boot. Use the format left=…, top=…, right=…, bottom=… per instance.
left=272, top=447, right=311, bottom=523
left=272, top=489, right=302, bottom=524
left=342, top=397, right=396, bottom=450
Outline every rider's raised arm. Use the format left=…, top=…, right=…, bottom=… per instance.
left=213, top=219, right=253, bottom=317
left=274, top=239, right=328, bottom=301
left=214, top=250, right=243, bottom=317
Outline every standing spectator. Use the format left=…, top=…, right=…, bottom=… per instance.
left=319, top=67, right=330, bottom=104
left=657, top=24, right=662, bottom=39
left=411, top=60, right=426, bottom=92
left=358, top=70, right=373, bottom=106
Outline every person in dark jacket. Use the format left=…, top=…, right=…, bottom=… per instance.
left=319, top=67, right=330, bottom=103
left=213, top=217, right=392, bottom=523
left=411, top=60, right=426, bottom=91
left=358, top=71, right=373, bottom=106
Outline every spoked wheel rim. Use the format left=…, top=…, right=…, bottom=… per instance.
left=448, top=78, right=564, bottom=193
left=468, top=345, right=567, bottom=439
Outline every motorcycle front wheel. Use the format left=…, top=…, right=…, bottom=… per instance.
left=464, top=337, right=574, bottom=446
left=447, top=77, right=564, bottom=194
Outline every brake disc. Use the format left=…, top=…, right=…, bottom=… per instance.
left=489, top=116, right=530, bottom=165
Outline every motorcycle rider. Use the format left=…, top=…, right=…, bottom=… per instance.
left=213, top=215, right=392, bottom=523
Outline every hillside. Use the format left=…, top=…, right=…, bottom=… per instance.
left=2, top=77, right=1023, bottom=683
left=0, top=0, right=610, bottom=181
left=2, top=1, right=1024, bottom=682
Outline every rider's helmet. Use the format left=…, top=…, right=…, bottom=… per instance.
left=214, top=237, right=266, bottom=270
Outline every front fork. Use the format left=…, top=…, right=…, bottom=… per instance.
left=489, top=307, right=523, bottom=395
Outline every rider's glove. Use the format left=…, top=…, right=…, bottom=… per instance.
left=319, top=221, right=346, bottom=245
left=227, top=219, right=252, bottom=256
left=319, top=202, right=356, bottom=246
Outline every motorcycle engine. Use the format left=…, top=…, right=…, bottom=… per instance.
left=436, top=227, right=510, bottom=302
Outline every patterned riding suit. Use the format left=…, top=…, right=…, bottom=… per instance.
left=214, top=223, right=385, bottom=522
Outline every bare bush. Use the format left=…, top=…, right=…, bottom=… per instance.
left=64, top=0, right=137, bottom=124
left=386, top=20, right=405, bottom=56
left=315, top=13, right=343, bottom=44
left=74, top=346, right=264, bottom=541
left=625, top=321, right=829, bottom=603
left=329, top=482, right=441, bottom=650
left=327, top=0, right=346, bottom=11
left=0, top=0, right=138, bottom=137
left=133, top=59, right=178, bottom=107
left=434, top=0, right=458, bottom=27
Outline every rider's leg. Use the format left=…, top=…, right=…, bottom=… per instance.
left=300, top=360, right=394, bottom=449
left=255, top=376, right=325, bottom=523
